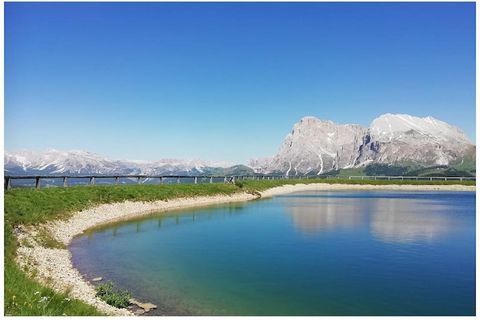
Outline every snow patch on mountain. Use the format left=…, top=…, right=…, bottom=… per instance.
left=370, top=114, right=471, bottom=144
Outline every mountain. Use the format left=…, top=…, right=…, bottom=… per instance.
left=250, top=117, right=367, bottom=175
left=365, top=114, right=474, bottom=166
left=250, top=114, right=475, bottom=176
left=4, top=149, right=254, bottom=176
left=5, top=114, right=475, bottom=177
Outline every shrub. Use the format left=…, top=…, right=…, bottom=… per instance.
left=95, top=282, right=131, bottom=308
left=234, top=181, right=244, bottom=188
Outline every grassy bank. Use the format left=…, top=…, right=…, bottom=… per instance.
left=5, top=184, right=238, bottom=316
left=239, top=177, right=475, bottom=192
left=4, top=178, right=475, bottom=315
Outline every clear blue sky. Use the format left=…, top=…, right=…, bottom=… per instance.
left=5, top=2, right=475, bottom=164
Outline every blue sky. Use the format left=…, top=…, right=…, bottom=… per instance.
left=5, top=2, right=475, bottom=164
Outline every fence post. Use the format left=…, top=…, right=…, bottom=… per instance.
left=5, top=177, right=10, bottom=190
left=177, top=177, right=180, bottom=184
left=224, top=177, right=227, bottom=183
left=137, top=177, right=141, bottom=184
left=90, top=177, right=95, bottom=185
left=35, top=177, right=41, bottom=189
left=63, top=176, right=68, bottom=187
left=194, top=177, right=198, bottom=184
left=210, top=177, right=213, bottom=184
left=115, top=176, right=119, bottom=185
left=160, top=177, right=164, bottom=184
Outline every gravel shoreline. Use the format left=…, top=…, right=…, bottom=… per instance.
left=15, top=192, right=257, bottom=316
left=14, top=183, right=475, bottom=316
left=259, top=182, right=476, bottom=198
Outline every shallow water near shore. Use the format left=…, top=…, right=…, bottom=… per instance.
left=70, top=191, right=475, bottom=315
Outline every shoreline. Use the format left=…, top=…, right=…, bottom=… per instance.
left=14, top=183, right=476, bottom=316
left=15, top=192, right=257, bottom=316
left=258, top=182, right=476, bottom=198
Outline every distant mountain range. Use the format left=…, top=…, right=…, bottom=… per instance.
left=250, top=113, right=475, bottom=177
left=5, top=113, right=476, bottom=177
left=4, top=149, right=254, bottom=177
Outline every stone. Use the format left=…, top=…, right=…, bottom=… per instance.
left=140, top=302, right=157, bottom=312
left=134, top=309, right=145, bottom=316
left=129, top=298, right=157, bottom=312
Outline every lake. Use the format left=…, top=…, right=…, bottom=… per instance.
left=70, top=191, right=475, bottom=315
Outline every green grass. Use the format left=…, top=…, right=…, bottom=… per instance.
left=4, top=261, right=104, bottom=316
left=333, top=167, right=365, bottom=177
left=95, top=282, right=131, bottom=308
left=4, top=179, right=475, bottom=315
left=239, top=177, right=475, bottom=192
left=333, top=163, right=476, bottom=178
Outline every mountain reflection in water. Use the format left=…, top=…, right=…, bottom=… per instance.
left=283, top=192, right=455, bottom=243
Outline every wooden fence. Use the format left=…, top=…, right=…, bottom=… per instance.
left=3, top=174, right=476, bottom=190
left=344, top=175, right=476, bottom=182
left=3, top=175, right=284, bottom=190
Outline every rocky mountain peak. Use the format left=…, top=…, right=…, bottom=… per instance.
left=251, top=114, right=474, bottom=176
left=370, top=113, right=471, bottom=144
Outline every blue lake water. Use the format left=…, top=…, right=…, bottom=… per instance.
left=70, top=191, right=476, bottom=315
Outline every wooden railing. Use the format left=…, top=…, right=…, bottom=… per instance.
left=344, top=175, right=476, bottom=181
left=3, top=174, right=285, bottom=190
left=3, top=174, right=475, bottom=190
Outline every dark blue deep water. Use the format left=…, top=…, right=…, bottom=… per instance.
left=70, top=191, right=475, bottom=315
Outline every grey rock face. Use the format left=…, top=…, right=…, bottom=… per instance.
left=253, top=117, right=366, bottom=175
left=366, top=114, right=474, bottom=167
left=251, top=114, right=475, bottom=175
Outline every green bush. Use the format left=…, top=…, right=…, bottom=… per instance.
left=234, top=181, right=244, bottom=188
left=95, top=282, right=131, bottom=308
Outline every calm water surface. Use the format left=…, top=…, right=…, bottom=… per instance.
left=70, top=191, right=475, bottom=315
